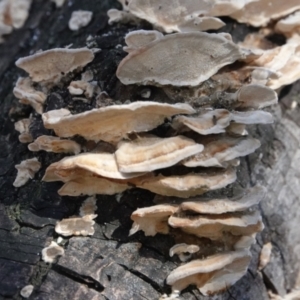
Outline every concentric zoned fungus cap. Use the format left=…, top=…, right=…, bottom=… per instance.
left=172, top=109, right=232, bottom=135
left=209, top=0, right=258, bottom=16
left=41, top=241, right=64, bottom=263
left=45, top=152, right=145, bottom=180
left=168, top=210, right=263, bottom=240
left=58, top=175, right=129, bottom=196
left=43, top=163, right=130, bottom=196
left=132, top=168, right=237, bottom=198
left=172, top=109, right=273, bottom=136
left=42, top=101, right=195, bottom=143
left=28, top=135, right=81, bottom=154
left=55, top=214, right=97, bottom=236
left=13, top=157, right=41, bottom=187
left=179, top=186, right=265, bottom=214
left=239, top=32, right=300, bottom=89
left=42, top=163, right=92, bottom=182
left=130, top=204, right=178, bottom=236
left=116, top=31, right=245, bottom=86
left=115, top=135, right=204, bottom=173
left=230, top=0, right=300, bottom=27
left=166, top=250, right=251, bottom=296
left=210, top=84, right=278, bottom=109
left=15, top=47, right=95, bottom=82
left=183, top=136, right=260, bottom=168
left=123, top=30, right=164, bottom=52
left=116, top=0, right=213, bottom=33
left=169, top=243, right=200, bottom=262
left=234, top=84, right=278, bottom=109
left=177, top=17, right=225, bottom=33
left=13, top=77, right=47, bottom=114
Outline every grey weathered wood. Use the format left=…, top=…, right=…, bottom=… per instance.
left=0, top=1, right=299, bottom=300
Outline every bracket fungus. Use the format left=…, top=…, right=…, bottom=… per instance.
left=58, top=176, right=129, bottom=197
left=68, top=10, right=93, bottom=31
left=182, top=136, right=261, bottom=168
left=15, top=47, right=95, bottom=83
left=68, top=79, right=100, bottom=98
left=13, top=158, right=41, bottom=187
left=168, top=210, right=263, bottom=240
left=7, top=0, right=32, bottom=29
left=230, top=0, right=300, bottom=27
left=20, top=285, right=34, bottom=299
left=166, top=250, right=251, bottom=296
left=234, top=84, right=278, bottom=109
left=209, top=0, right=259, bottom=16
left=123, top=30, right=164, bottom=53
left=258, top=242, right=272, bottom=270
left=0, top=0, right=32, bottom=43
left=43, top=153, right=135, bottom=196
left=172, top=109, right=232, bottom=135
left=116, top=31, right=245, bottom=86
left=178, top=16, right=225, bottom=33
left=13, top=77, right=47, bottom=114
left=42, top=101, right=195, bottom=143
left=133, top=168, right=237, bottom=198
left=14, top=118, right=33, bottom=143
left=41, top=241, right=65, bottom=263
left=42, top=163, right=93, bottom=183
left=169, top=243, right=200, bottom=262
left=55, top=214, right=97, bottom=237
left=45, top=152, right=144, bottom=180
left=130, top=204, right=178, bottom=236
left=180, top=186, right=265, bottom=215
left=115, top=135, right=204, bottom=173
left=28, top=135, right=81, bottom=154
left=238, top=32, right=300, bottom=89
left=130, top=185, right=265, bottom=243
left=107, top=8, right=139, bottom=25
left=108, top=0, right=214, bottom=33
left=172, top=108, right=274, bottom=137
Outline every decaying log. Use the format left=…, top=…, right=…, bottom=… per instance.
left=0, top=1, right=300, bottom=299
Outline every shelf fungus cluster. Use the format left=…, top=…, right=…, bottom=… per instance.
left=109, top=0, right=300, bottom=33
left=131, top=187, right=265, bottom=297
left=13, top=2, right=300, bottom=298
left=38, top=49, right=275, bottom=296
left=113, top=29, right=279, bottom=297
left=107, top=0, right=260, bottom=33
